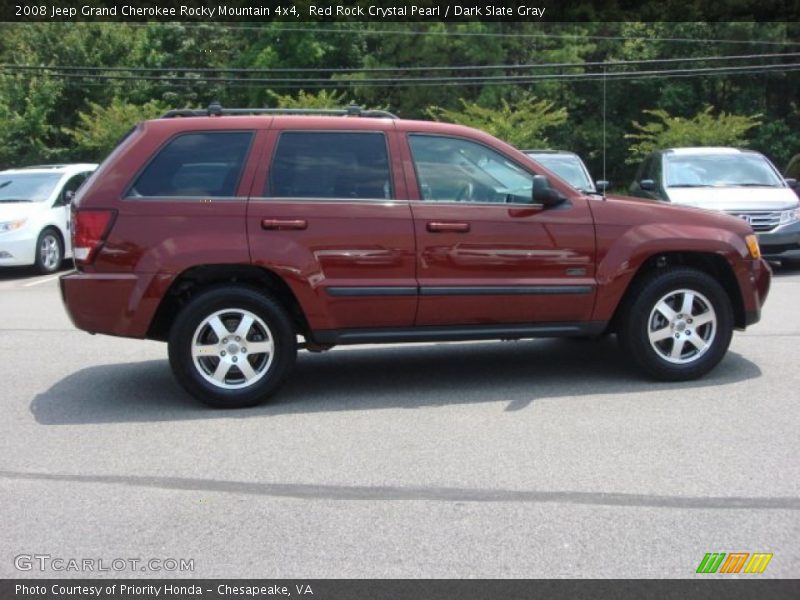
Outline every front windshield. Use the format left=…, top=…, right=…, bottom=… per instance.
left=527, top=154, right=594, bottom=192
left=664, top=153, right=783, bottom=188
left=0, top=173, right=62, bottom=202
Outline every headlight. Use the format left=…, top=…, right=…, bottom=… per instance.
left=779, top=207, right=800, bottom=225
left=745, top=234, right=761, bottom=259
left=0, top=218, right=27, bottom=233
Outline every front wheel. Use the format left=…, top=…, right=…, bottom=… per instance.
left=35, top=229, right=63, bottom=274
left=168, top=287, right=297, bottom=408
left=618, top=268, right=734, bottom=381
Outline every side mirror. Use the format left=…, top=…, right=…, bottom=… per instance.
left=785, top=178, right=798, bottom=189
left=532, top=175, right=565, bottom=208
left=639, top=179, right=655, bottom=192
left=64, top=190, right=75, bottom=204
left=596, top=180, right=610, bottom=192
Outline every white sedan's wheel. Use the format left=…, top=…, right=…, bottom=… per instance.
left=35, top=229, right=62, bottom=274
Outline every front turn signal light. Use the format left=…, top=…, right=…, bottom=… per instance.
left=745, top=234, right=761, bottom=259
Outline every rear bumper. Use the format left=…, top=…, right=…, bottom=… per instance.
left=60, top=270, right=171, bottom=338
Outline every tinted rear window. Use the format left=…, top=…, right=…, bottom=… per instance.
left=267, top=132, right=392, bottom=199
left=129, top=132, right=253, bottom=197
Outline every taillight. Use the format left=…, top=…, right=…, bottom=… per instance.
left=71, top=208, right=117, bottom=266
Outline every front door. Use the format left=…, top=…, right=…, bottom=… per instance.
left=404, top=134, right=596, bottom=327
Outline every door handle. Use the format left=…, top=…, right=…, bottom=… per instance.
left=261, top=218, right=308, bottom=231
left=427, top=221, right=470, bottom=233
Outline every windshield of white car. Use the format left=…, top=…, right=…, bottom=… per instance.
left=526, top=154, right=595, bottom=192
left=0, top=173, right=62, bottom=202
left=664, top=154, right=783, bottom=188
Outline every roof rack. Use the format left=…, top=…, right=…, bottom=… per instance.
left=161, top=101, right=397, bottom=119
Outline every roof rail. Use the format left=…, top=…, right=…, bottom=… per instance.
left=18, top=164, right=68, bottom=170
left=161, top=102, right=397, bottom=119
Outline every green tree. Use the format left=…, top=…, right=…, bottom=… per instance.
left=0, top=73, right=63, bottom=169
left=426, top=94, right=568, bottom=149
left=626, top=106, right=762, bottom=163
left=63, top=98, right=168, bottom=161
left=266, top=89, right=349, bottom=109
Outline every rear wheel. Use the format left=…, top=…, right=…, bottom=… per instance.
left=618, top=268, right=734, bottom=381
left=34, top=228, right=63, bottom=274
left=168, top=287, right=297, bottom=408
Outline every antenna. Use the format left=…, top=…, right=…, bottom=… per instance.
left=602, top=67, right=607, bottom=198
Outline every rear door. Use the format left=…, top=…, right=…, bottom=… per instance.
left=246, top=123, right=417, bottom=332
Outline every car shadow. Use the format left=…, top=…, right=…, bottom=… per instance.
left=0, top=262, right=73, bottom=281
left=0, top=266, right=43, bottom=280
left=772, top=261, right=800, bottom=277
left=30, top=337, right=762, bottom=425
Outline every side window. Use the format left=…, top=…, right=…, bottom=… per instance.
left=635, top=155, right=652, bottom=182
left=785, top=156, right=800, bottom=179
left=652, top=155, right=663, bottom=186
left=58, top=172, right=89, bottom=204
left=267, top=132, right=392, bottom=200
left=129, top=132, right=253, bottom=198
left=408, top=134, right=534, bottom=203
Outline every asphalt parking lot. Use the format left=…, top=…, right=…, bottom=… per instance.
left=0, top=264, right=798, bottom=578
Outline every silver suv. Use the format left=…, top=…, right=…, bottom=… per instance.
left=630, top=147, right=800, bottom=265
left=524, top=149, right=608, bottom=194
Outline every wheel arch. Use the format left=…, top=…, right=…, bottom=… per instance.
left=609, top=251, right=746, bottom=331
left=147, top=264, right=309, bottom=342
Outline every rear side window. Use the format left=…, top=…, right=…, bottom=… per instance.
left=267, top=132, right=392, bottom=199
left=129, top=131, right=253, bottom=198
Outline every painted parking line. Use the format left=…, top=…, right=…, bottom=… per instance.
left=22, top=274, right=61, bottom=287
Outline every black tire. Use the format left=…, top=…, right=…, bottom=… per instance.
left=168, top=286, right=297, bottom=408
left=34, top=228, right=63, bottom=274
left=780, top=257, right=800, bottom=270
left=618, top=267, right=734, bottom=381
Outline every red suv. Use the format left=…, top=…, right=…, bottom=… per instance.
left=60, top=105, right=771, bottom=408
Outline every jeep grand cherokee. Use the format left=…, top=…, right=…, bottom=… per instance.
left=60, top=104, right=771, bottom=408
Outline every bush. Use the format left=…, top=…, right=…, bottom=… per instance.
left=626, top=106, right=762, bottom=163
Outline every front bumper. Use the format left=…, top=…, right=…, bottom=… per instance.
left=0, top=231, right=37, bottom=267
left=60, top=270, right=172, bottom=338
left=758, top=220, right=800, bottom=259
left=740, top=258, right=771, bottom=328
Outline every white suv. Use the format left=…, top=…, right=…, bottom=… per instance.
left=0, top=163, right=98, bottom=273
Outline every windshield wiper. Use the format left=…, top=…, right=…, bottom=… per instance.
left=734, top=183, right=779, bottom=187
left=0, top=198, right=32, bottom=203
left=667, top=184, right=713, bottom=188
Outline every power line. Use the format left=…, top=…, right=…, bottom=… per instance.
left=30, top=64, right=800, bottom=91
left=8, top=22, right=799, bottom=46
left=5, top=61, right=798, bottom=88
left=115, top=22, right=800, bottom=47
left=3, top=52, right=800, bottom=74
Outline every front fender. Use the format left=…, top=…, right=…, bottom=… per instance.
left=591, top=222, right=749, bottom=322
